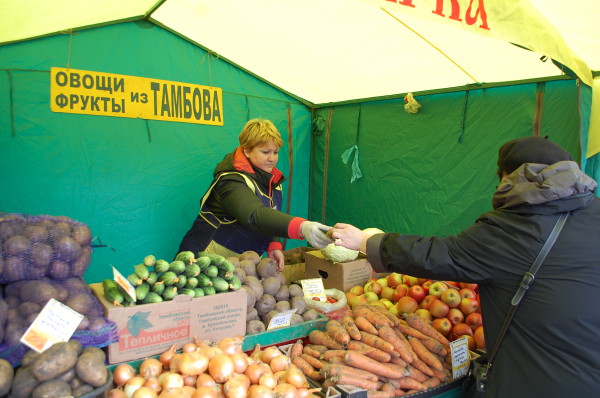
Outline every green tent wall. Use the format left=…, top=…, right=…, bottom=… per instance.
left=0, top=22, right=312, bottom=283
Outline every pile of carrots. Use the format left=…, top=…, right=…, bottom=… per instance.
left=289, top=304, right=454, bottom=397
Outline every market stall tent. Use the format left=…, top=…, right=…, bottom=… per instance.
left=1, top=0, right=599, bottom=282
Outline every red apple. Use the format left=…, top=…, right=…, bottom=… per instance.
left=428, top=281, right=449, bottom=297
left=466, top=312, right=483, bottom=330
left=417, top=278, right=429, bottom=285
left=432, top=317, right=452, bottom=337
left=415, top=308, right=433, bottom=322
left=349, top=285, right=364, bottom=296
left=447, top=308, right=465, bottom=324
left=365, top=281, right=383, bottom=296
left=459, top=288, right=477, bottom=300
left=421, top=280, right=433, bottom=294
left=408, top=285, right=426, bottom=303
left=402, top=275, right=419, bottom=287
left=445, top=281, right=461, bottom=289
left=451, top=322, right=473, bottom=340
left=380, top=286, right=395, bottom=301
left=419, top=294, right=438, bottom=310
left=459, top=282, right=479, bottom=291
left=392, top=285, right=408, bottom=302
left=459, top=297, right=479, bottom=315
left=429, top=299, right=450, bottom=318
left=396, top=296, right=418, bottom=313
left=474, top=325, right=486, bottom=349
left=386, top=272, right=403, bottom=288
left=461, top=335, right=477, bottom=350
left=440, top=288, right=461, bottom=308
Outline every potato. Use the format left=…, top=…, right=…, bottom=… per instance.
left=302, top=309, right=320, bottom=321
left=21, top=350, right=41, bottom=368
left=291, top=296, right=307, bottom=315
left=31, top=379, right=71, bottom=398
left=247, top=307, right=259, bottom=321
left=288, top=284, right=303, bottom=298
left=263, top=310, right=280, bottom=327
left=275, top=300, right=291, bottom=313
left=261, top=277, right=281, bottom=297
left=75, top=349, right=108, bottom=387
left=10, top=366, right=41, bottom=398
left=256, top=258, right=278, bottom=279
left=244, top=276, right=263, bottom=301
left=30, top=341, right=79, bottom=382
left=0, top=358, right=14, bottom=396
left=246, top=320, right=265, bottom=335
left=255, top=294, right=276, bottom=317
left=274, top=285, right=290, bottom=302
left=72, top=383, right=95, bottom=397
left=290, top=314, right=304, bottom=325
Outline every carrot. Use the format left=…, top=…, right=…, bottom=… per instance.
left=354, top=316, right=379, bottom=335
left=302, top=345, right=323, bottom=359
left=360, top=331, right=396, bottom=355
left=393, top=327, right=418, bottom=363
left=378, top=325, right=414, bottom=363
left=431, top=366, right=450, bottom=382
left=291, top=356, right=322, bottom=381
left=421, top=376, right=441, bottom=389
left=418, top=336, right=448, bottom=357
left=347, top=340, right=391, bottom=362
left=328, top=356, right=345, bottom=364
left=323, top=350, right=353, bottom=362
left=399, top=377, right=427, bottom=391
left=389, top=356, right=407, bottom=368
left=290, top=339, right=304, bottom=359
left=332, top=374, right=382, bottom=390
left=305, top=344, right=328, bottom=355
left=403, top=313, right=450, bottom=347
left=404, top=365, right=428, bottom=382
left=367, top=391, right=394, bottom=398
left=407, top=336, right=444, bottom=371
left=344, top=351, right=403, bottom=379
left=341, top=315, right=362, bottom=341
left=396, top=322, right=429, bottom=340
left=321, top=378, right=337, bottom=391
left=410, top=358, right=434, bottom=377
left=309, top=330, right=343, bottom=350
left=326, top=319, right=351, bottom=345
left=300, top=353, right=325, bottom=370
left=353, top=305, right=393, bottom=328
left=371, top=305, right=401, bottom=327
left=320, top=363, right=379, bottom=381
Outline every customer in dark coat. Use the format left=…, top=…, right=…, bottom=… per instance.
left=332, top=136, right=600, bottom=397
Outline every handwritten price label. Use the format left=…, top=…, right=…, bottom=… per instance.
left=300, top=278, right=326, bottom=302
left=113, top=266, right=136, bottom=302
left=450, top=336, right=471, bottom=379
left=267, top=309, right=297, bottom=330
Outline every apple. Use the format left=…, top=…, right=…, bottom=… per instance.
left=387, top=272, right=403, bottom=288
left=415, top=308, right=433, bottom=322
left=396, top=296, right=418, bottom=313
left=461, top=335, right=477, bottom=350
left=348, top=295, right=368, bottom=308
left=392, top=285, right=408, bottom=302
left=402, top=275, right=419, bottom=287
left=388, top=304, right=400, bottom=318
left=447, top=308, right=465, bottom=324
left=417, top=278, right=429, bottom=285
left=345, top=291, right=357, bottom=302
left=432, top=317, right=452, bottom=337
left=365, top=281, right=383, bottom=296
left=429, top=281, right=449, bottom=298
left=378, top=298, right=394, bottom=309
left=349, top=285, right=364, bottom=296
left=429, top=299, right=449, bottom=318
left=421, top=280, right=433, bottom=294
left=362, top=291, right=379, bottom=303
left=474, top=325, right=486, bottom=349
left=459, top=297, right=479, bottom=315
left=370, top=300, right=388, bottom=309
left=445, top=281, right=461, bottom=289
left=419, top=294, right=438, bottom=310
left=440, top=288, right=461, bottom=308
left=466, top=312, right=483, bottom=330
left=380, top=286, right=395, bottom=301
left=459, top=282, right=478, bottom=291
left=377, top=277, right=389, bottom=288
left=408, top=285, right=426, bottom=303
left=459, top=288, right=476, bottom=300
left=451, top=322, right=473, bottom=341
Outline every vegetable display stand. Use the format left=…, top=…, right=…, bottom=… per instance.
left=242, top=312, right=328, bottom=352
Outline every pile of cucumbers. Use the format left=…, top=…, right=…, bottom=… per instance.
left=102, top=251, right=241, bottom=306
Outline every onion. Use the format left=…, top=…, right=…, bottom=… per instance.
left=183, top=374, right=198, bottom=387
left=269, top=354, right=290, bottom=373
left=124, top=376, right=146, bottom=398
left=158, top=372, right=185, bottom=390
left=140, top=358, right=163, bottom=379
left=230, top=352, right=249, bottom=374
left=258, top=373, right=278, bottom=390
left=296, top=388, right=321, bottom=398
left=144, top=377, right=162, bottom=394
left=208, top=353, right=235, bottom=383
left=193, top=386, right=219, bottom=398
left=284, top=368, right=307, bottom=389
left=114, top=363, right=137, bottom=387
left=260, top=346, right=282, bottom=365
left=158, top=388, right=186, bottom=398
left=249, top=344, right=262, bottom=363
left=196, top=373, right=217, bottom=389
left=182, top=386, right=197, bottom=397
left=223, top=376, right=248, bottom=398
left=169, top=353, right=184, bottom=373
left=108, top=389, right=128, bottom=398
left=182, top=342, right=198, bottom=353
left=159, top=344, right=177, bottom=369
left=248, top=385, right=273, bottom=398
left=179, top=351, right=210, bottom=376
left=199, top=344, right=224, bottom=360
left=217, top=336, right=243, bottom=356
left=132, top=386, right=158, bottom=398
left=244, top=362, right=271, bottom=385
left=273, top=383, right=298, bottom=398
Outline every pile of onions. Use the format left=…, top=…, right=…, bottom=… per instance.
left=108, top=336, right=316, bottom=398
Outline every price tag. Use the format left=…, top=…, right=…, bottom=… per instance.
left=113, top=265, right=136, bottom=302
left=450, top=336, right=471, bottom=379
left=21, top=299, right=84, bottom=353
left=267, top=309, right=297, bottom=330
left=300, top=278, right=327, bottom=302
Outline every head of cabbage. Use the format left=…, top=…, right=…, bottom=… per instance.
left=321, top=243, right=359, bottom=263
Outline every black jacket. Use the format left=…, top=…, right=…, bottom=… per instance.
left=368, top=161, right=600, bottom=397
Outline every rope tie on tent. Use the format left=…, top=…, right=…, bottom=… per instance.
left=458, top=90, right=470, bottom=143
left=6, top=71, right=15, bottom=137
left=341, top=105, right=363, bottom=183
left=59, top=29, right=75, bottom=69
left=533, top=82, right=546, bottom=136
left=321, top=109, right=334, bottom=223
left=145, top=119, right=152, bottom=142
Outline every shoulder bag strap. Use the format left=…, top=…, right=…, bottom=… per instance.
left=486, top=212, right=569, bottom=366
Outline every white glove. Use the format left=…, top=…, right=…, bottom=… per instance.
left=301, top=221, right=334, bottom=249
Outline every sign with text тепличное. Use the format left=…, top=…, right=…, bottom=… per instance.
left=50, top=67, right=223, bottom=126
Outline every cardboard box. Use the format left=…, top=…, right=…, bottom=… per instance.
left=304, top=250, right=374, bottom=292
left=282, top=246, right=312, bottom=284
left=90, top=284, right=246, bottom=364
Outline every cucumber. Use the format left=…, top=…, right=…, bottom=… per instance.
left=193, top=288, right=205, bottom=298
left=217, top=259, right=235, bottom=274
left=143, top=254, right=156, bottom=267
left=127, top=273, right=143, bottom=286
left=159, top=271, right=179, bottom=286
left=185, top=277, right=199, bottom=289
left=184, top=263, right=200, bottom=278
left=175, top=251, right=195, bottom=264
left=151, top=281, right=165, bottom=296
left=204, top=265, right=218, bottom=278
left=146, top=272, right=158, bottom=285
left=154, top=259, right=170, bottom=274
left=197, top=252, right=225, bottom=266
left=179, top=288, right=196, bottom=297
left=134, top=263, right=150, bottom=280
left=104, top=286, right=124, bottom=306
left=175, top=274, right=187, bottom=289
left=169, top=260, right=186, bottom=275
left=135, top=282, right=150, bottom=301
left=228, top=275, right=242, bottom=291
left=162, top=286, right=179, bottom=301
left=201, top=286, right=216, bottom=296
left=195, top=256, right=211, bottom=270
left=102, top=278, right=118, bottom=292
left=211, top=276, right=229, bottom=292
left=218, top=268, right=233, bottom=281
left=197, top=274, right=212, bottom=287
left=142, top=292, right=163, bottom=304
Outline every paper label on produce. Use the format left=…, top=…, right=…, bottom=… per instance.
left=300, top=278, right=327, bottom=301
left=21, top=298, right=84, bottom=353
left=267, top=309, right=297, bottom=330
left=450, top=336, right=470, bottom=379
left=113, top=265, right=137, bottom=302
